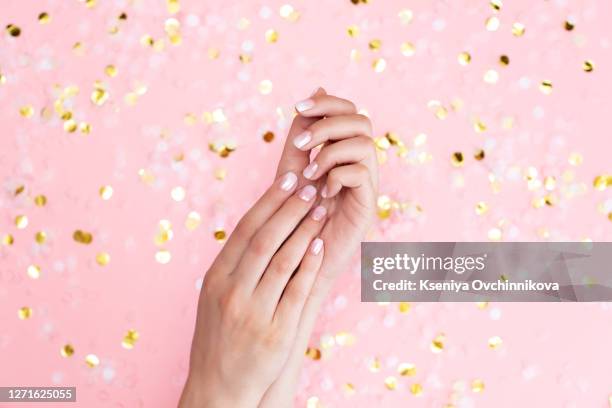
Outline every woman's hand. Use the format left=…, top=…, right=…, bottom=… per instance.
left=179, top=171, right=328, bottom=407
left=259, top=89, right=378, bottom=406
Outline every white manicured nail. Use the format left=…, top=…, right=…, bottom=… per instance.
left=295, top=98, right=315, bottom=113
left=298, top=185, right=317, bottom=201
left=302, top=162, right=318, bottom=179
left=293, top=131, right=312, bottom=149
left=310, top=238, right=323, bottom=255
left=311, top=205, right=327, bottom=221
left=280, top=172, right=298, bottom=191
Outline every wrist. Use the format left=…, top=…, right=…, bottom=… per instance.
left=180, top=370, right=262, bottom=408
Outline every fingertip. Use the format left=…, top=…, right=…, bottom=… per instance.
left=310, top=237, right=324, bottom=255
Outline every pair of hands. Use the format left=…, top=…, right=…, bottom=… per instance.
left=179, top=89, right=378, bottom=407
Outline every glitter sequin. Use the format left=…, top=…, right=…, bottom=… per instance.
left=539, top=80, right=553, bottom=95
left=15, top=215, right=28, bottom=229
left=431, top=333, right=445, bottom=353
left=61, top=344, right=75, bottom=357
left=488, top=335, right=503, bottom=349
left=27, top=265, right=41, bottom=279
left=73, top=230, right=93, bottom=244
left=96, top=252, right=111, bottom=266
left=85, top=354, right=100, bottom=368
left=18, top=307, right=32, bottom=320
left=122, top=329, right=140, bottom=349
left=512, top=22, right=525, bottom=37
left=99, top=185, right=113, bottom=200
left=155, top=249, right=171, bottom=264
left=398, top=362, right=416, bottom=376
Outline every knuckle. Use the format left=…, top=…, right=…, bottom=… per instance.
left=269, top=255, right=294, bottom=278
left=249, top=234, right=272, bottom=256
left=218, top=286, right=243, bottom=319
left=232, top=219, right=253, bottom=242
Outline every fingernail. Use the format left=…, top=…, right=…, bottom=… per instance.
left=302, top=162, right=318, bottom=179
left=293, top=131, right=312, bottom=149
left=280, top=172, right=298, bottom=191
left=295, top=98, right=315, bottom=113
left=309, top=87, right=321, bottom=97
left=298, top=185, right=317, bottom=202
left=311, top=205, right=327, bottom=221
left=310, top=238, right=324, bottom=255
left=321, top=185, right=328, bottom=198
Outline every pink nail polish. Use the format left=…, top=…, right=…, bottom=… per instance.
left=293, top=131, right=312, bottom=149
left=321, top=185, right=328, bottom=198
left=302, top=162, right=318, bottom=179
left=311, top=205, right=327, bottom=221
left=279, top=172, right=298, bottom=191
left=309, top=87, right=321, bottom=97
left=298, top=185, right=317, bottom=201
left=310, top=238, right=323, bottom=255
left=295, top=98, right=315, bottom=113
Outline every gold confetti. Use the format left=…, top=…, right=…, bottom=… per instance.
left=27, top=265, right=41, bottom=279
left=485, top=16, right=500, bottom=31
left=61, top=344, right=74, bottom=357
left=488, top=228, right=502, bottom=241
left=262, top=131, right=275, bottom=142
left=499, top=55, right=510, bottom=66
left=608, top=212, right=612, bottom=222
left=99, top=185, right=113, bottom=200
left=305, top=347, right=321, bottom=360
left=96, top=252, right=110, bottom=266
left=214, top=228, right=227, bottom=242
left=208, top=47, right=220, bottom=59
left=91, top=82, right=109, bottom=106
left=343, top=383, right=356, bottom=396
left=583, top=60, right=594, bottom=72
left=398, top=9, right=413, bottom=25
left=259, top=79, right=273, bottom=95
left=475, top=201, right=489, bottom=215
left=490, top=0, right=502, bottom=11
left=368, top=357, right=381, bottom=372
left=431, top=333, right=445, bottom=353
left=34, top=194, right=47, bottom=206
left=20, top=105, right=34, bottom=118
left=185, top=211, right=201, bottom=231
left=373, top=58, right=386, bottom=73
left=472, top=379, right=485, bottom=393
left=105, top=64, right=118, bottom=77
left=398, top=302, right=411, bottom=313
left=265, top=29, right=279, bottom=43
left=568, top=152, right=583, bottom=166
left=79, top=122, right=91, bottom=134
left=564, top=20, right=575, bottom=31
left=347, top=25, right=359, bottom=37
left=155, top=249, right=171, bottom=264
left=593, top=175, right=612, bottom=191
left=512, top=22, right=525, bottom=37
left=0, top=72, right=6, bottom=85
left=474, top=149, right=485, bottom=161
left=15, top=215, right=28, bottom=229
left=398, top=362, right=416, bottom=377
left=410, top=383, right=423, bottom=396
left=171, top=186, right=186, bottom=202
left=477, top=301, right=489, bottom=309
left=401, top=42, right=415, bottom=57
left=368, top=39, right=381, bottom=51
left=474, top=119, right=487, bottom=133
left=155, top=220, right=173, bottom=245
left=488, top=335, right=503, bottom=349
left=122, top=329, right=140, bottom=349
left=73, top=230, right=93, bottom=244
left=377, top=195, right=392, bottom=219
left=451, top=152, right=464, bottom=167
left=63, top=119, right=77, bottom=133
left=38, top=12, right=51, bottom=24
left=167, top=0, right=180, bottom=13
left=484, top=69, right=499, bottom=84
left=85, top=354, right=99, bottom=368
left=384, top=376, right=397, bottom=390
left=15, top=185, right=25, bottom=195
left=539, top=80, right=553, bottom=95
left=458, top=51, right=471, bottom=66
left=18, top=306, right=32, bottom=320
left=2, top=234, right=14, bottom=246
left=6, top=24, right=21, bottom=37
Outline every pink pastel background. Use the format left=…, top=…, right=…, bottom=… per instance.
left=1, top=0, right=612, bottom=407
